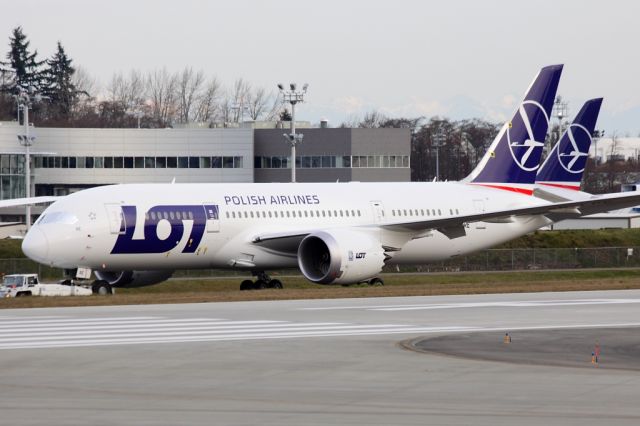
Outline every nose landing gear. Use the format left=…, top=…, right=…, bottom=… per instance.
left=239, top=271, right=284, bottom=291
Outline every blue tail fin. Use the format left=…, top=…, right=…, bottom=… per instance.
left=536, top=98, right=603, bottom=191
left=465, top=65, right=563, bottom=195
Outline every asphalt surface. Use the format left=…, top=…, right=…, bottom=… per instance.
left=1, top=290, right=640, bottom=425
left=410, top=328, right=640, bottom=370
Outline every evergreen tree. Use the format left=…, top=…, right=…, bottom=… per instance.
left=43, top=41, right=81, bottom=119
left=1, top=27, right=44, bottom=92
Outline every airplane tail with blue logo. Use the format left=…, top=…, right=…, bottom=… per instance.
left=535, top=98, right=602, bottom=191
left=463, top=65, right=563, bottom=195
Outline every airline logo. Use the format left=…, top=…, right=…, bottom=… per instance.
left=507, top=100, right=548, bottom=172
left=111, top=204, right=218, bottom=254
left=557, top=123, right=591, bottom=174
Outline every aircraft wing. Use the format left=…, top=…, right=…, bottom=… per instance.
left=0, top=196, right=60, bottom=209
left=252, top=191, right=640, bottom=251
left=382, top=191, right=640, bottom=232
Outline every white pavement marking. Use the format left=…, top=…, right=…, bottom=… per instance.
left=300, top=298, right=640, bottom=311
left=1, top=313, right=640, bottom=350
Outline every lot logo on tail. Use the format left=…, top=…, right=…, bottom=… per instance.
left=507, top=100, right=549, bottom=172
left=557, top=124, right=591, bottom=173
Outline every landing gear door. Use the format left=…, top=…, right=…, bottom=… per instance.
left=370, top=201, right=385, bottom=223
left=104, top=204, right=125, bottom=235
left=204, top=204, right=220, bottom=233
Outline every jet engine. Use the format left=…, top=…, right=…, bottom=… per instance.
left=297, top=230, right=385, bottom=285
left=94, top=270, right=174, bottom=288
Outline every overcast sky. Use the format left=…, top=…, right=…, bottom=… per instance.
left=3, top=0, right=639, bottom=134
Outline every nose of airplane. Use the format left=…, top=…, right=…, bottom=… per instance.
left=22, top=226, right=49, bottom=263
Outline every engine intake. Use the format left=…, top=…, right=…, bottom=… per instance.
left=297, top=230, right=384, bottom=285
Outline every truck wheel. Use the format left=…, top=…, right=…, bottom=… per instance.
left=92, top=281, right=113, bottom=295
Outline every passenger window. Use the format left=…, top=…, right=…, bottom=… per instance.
left=169, top=211, right=175, bottom=220
left=358, top=210, right=361, bottom=216
left=226, top=212, right=229, bottom=218
left=232, top=212, right=236, bottom=218
left=151, top=212, right=157, bottom=220
left=438, top=209, right=442, bottom=215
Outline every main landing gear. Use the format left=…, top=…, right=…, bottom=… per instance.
left=91, top=280, right=113, bottom=295
left=239, top=271, right=283, bottom=291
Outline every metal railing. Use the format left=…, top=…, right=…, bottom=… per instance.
left=1, top=247, right=639, bottom=280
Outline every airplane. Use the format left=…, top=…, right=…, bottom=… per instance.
left=19, top=65, right=640, bottom=294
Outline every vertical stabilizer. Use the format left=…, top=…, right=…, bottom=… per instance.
left=536, top=98, right=603, bottom=191
left=464, top=65, right=563, bottom=195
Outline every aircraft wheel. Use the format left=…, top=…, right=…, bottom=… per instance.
left=92, top=280, right=113, bottom=295
left=369, top=278, right=384, bottom=286
left=254, top=280, right=267, bottom=290
left=268, top=279, right=283, bottom=289
left=240, top=280, right=254, bottom=291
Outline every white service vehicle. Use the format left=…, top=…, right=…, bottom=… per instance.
left=2, top=274, right=92, bottom=297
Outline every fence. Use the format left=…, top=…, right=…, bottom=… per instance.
left=1, top=247, right=639, bottom=280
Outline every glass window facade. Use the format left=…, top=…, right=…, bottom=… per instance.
left=34, top=156, right=245, bottom=170
left=254, top=154, right=409, bottom=169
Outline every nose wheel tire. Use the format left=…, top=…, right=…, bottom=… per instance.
left=368, top=278, right=384, bottom=286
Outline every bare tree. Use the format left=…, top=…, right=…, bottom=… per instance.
left=264, top=91, right=283, bottom=121
left=176, top=67, right=205, bottom=123
left=230, top=78, right=251, bottom=122
left=106, top=69, right=145, bottom=110
left=246, top=86, right=269, bottom=120
left=71, top=65, right=97, bottom=98
left=193, top=76, right=222, bottom=123
left=146, top=67, right=178, bottom=126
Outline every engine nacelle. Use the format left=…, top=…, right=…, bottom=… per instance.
left=94, top=270, right=174, bottom=288
left=297, top=230, right=385, bottom=285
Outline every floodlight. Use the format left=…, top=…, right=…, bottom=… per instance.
left=277, top=83, right=284, bottom=90
left=302, top=83, right=309, bottom=91
left=290, top=83, right=296, bottom=91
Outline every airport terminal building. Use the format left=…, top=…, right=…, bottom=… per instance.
left=0, top=121, right=410, bottom=225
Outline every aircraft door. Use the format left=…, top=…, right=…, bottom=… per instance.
left=370, top=201, right=385, bottom=223
left=104, top=204, right=126, bottom=235
left=204, top=204, right=220, bottom=233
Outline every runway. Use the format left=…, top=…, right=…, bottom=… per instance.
left=2, top=290, right=640, bottom=425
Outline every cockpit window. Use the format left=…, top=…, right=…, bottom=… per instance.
left=38, top=211, right=79, bottom=225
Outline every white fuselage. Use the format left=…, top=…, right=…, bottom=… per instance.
left=25, top=182, right=552, bottom=272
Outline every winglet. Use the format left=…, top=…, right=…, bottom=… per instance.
left=464, top=65, right=563, bottom=195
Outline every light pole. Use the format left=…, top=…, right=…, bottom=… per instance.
left=433, top=130, right=445, bottom=181
left=592, top=129, right=605, bottom=166
left=553, top=96, right=568, bottom=148
left=13, top=86, right=46, bottom=231
left=278, top=83, right=308, bottom=183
